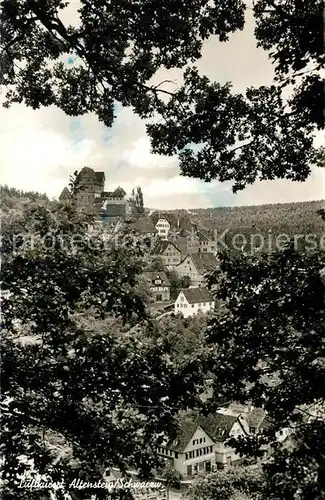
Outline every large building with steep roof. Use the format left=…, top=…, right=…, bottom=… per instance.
left=59, top=167, right=131, bottom=218
left=158, top=410, right=249, bottom=477
left=175, top=252, right=218, bottom=287
left=152, top=240, right=182, bottom=267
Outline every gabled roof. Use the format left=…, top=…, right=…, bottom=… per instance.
left=131, top=217, right=157, bottom=234
left=170, top=236, right=188, bottom=255
left=179, top=287, right=214, bottom=304
left=167, top=412, right=241, bottom=452
left=166, top=418, right=200, bottom=453
left=150, top=211, right=177, bottom=228
left=59, top=187, right=71, bottom=200
left=112, top=186, right=126, bottom=198
left=200, top=413, right=242, bottom=443
left=153, top=240, right=181, bottom=255
left=189, top=253, right=217, bottom=274
left=247, top=408, right=267, bottom=430
left=144, top=271, right=171, bottom=287
left=198, top=229, right=213, bottom=241
left=76, top=167, right=105, bottom=185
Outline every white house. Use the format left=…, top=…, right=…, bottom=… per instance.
left=174, top=288, right=215, bottom=317
left=155, top=218, right=171, bottom=240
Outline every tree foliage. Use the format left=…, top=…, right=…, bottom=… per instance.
left=0, top=200, right=202, bottom=500
left=203, top=245, right=325, bottom=499
left=1, top=0, right=323, bottom=191
left=166, top=269, right=191, bottom=299
left=128, top=186, right=145, bottom=217
left=0, top=184, right=49, bottom=209
left=186, top=467, right=264, bottom=500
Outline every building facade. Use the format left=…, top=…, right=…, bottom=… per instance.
left=74, top=167, right=105, bottom=210
left=175, top=253, right=217, bottom=287
left=159, top=411, right=250, bottom=478
left=152, top=241, right=182, bottom=267
left=174, top=288, right=215, bottom=317
left=59, top=168, right=130, bottom=218
left=144, top=272, right=171, bottom=302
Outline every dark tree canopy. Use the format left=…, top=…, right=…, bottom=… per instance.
left=1, top=0, right=323, bottom=191
left=203, top=246, right=325, bottom=499
left=0, top=200, right=204, bottom=500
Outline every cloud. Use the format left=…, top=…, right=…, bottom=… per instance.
left=0, top=2, right=323, bottom=208
left=123, top=137, right=177, bottom=169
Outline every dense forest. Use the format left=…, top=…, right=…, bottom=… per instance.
left=171, top=200, right=325, bottom=254
left=0, top=185, right=49, bottom=208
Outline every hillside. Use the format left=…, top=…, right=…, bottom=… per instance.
left=0, top=185, right=49, bottom=209
left=169, top=200, right=325, bottom=253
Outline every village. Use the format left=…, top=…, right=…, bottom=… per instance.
left=57, top=167, right=295, bottom=497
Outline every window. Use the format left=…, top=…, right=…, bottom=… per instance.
left=185, top=453, right=189, bottom=460
left=175, top=452, right=178, bottom=459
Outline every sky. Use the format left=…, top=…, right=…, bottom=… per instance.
left=0, top=1, right=324, bottom=209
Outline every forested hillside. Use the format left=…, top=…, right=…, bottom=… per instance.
left=0, top=185, right=49, bottom=208
left=172, top=200, right=325, bottom=253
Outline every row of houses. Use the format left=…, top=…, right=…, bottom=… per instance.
left=138, top=214, right=218, bottom=316
left=103, top=403, right=287, bottom=482
left=144, top=272, right=215, bottom=317
left=157, top=404, right=277, bottom=478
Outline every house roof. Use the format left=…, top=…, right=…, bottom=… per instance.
left=247, top=408, right=268, bottom=430
left=76, top=167, right=105, bottom=185
left=131, top=217, right=157, bottom=234
left=171, top=236, right=188, bottom=255
left=189, top=253, right=217, bottom=274
left=144, top=271, right=171, bottom=287
left=178, top=217, right=197, bottom=233
left=167, top=412, right=241, bottom=452
left=200, top=413, right=241, bottom=443
left=179, top=287, right=213, bottom=304
left=112, top=187, right=126, bottom=198
left=153, top=240, right=181, bottom=255
left=59, top=187, right=71, bottom=200
left=150, top=211, right=178, bottom=228
left=198, top=229, right=213, bottom=241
